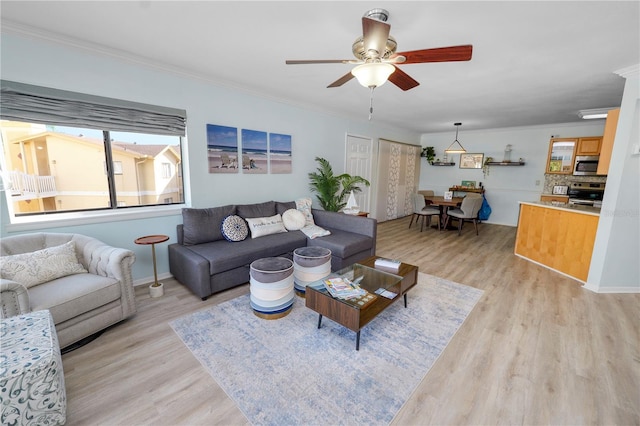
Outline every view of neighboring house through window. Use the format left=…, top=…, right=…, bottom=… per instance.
left=0, top=120, right=184, bottom=216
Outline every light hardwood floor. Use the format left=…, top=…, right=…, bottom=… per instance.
left=61, top=218, right=639, bottom=425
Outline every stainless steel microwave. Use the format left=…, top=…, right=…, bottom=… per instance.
left=574, top=155, right=600, bottom=175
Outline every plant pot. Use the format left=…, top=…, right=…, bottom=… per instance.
left=149, top=282, right=164, bottom=298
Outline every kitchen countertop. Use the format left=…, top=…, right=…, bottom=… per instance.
left=519, top=201, right=600, bottom=217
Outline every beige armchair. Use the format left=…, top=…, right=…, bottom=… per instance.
left=0, top=232, right=136, bottom=349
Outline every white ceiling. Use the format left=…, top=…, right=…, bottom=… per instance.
left=1, top=1, right=638, bottom=134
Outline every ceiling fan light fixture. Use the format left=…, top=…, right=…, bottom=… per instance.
left=445, top=122, right=467, bottom=153
left=351, top=62, right=395, bottom=88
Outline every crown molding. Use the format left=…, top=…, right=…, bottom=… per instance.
left=615, top=64, right=640, bottom=79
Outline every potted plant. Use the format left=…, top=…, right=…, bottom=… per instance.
left=308, top=157, right=370, bottom=212
left=483, top=157, right=493, bottom=178
left=421, top=146, right=436, bottom=164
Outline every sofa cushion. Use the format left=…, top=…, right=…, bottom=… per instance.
left=28, top=273, right=121, bottom=324
left=246, top=214, right=287, bottom=238
left=185, top=231, right=307, bottom=275
left=306, top=228, right=373, bottom=258
left=182, top=205, right=236, bottom=245
left=236, top=201, right=276, bottom=219
left=220, top=215, right=249, bottom=242
left=282, top=209, right=306, bottom=231
left=276, top=201, right=296, bottom=215
left=0, top=241, right=88, bottom=288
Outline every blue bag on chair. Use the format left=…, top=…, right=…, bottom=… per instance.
left=478, top=195, right=492, bottom=221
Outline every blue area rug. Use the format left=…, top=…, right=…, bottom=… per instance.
left=170, top=272, right=483, bottom=425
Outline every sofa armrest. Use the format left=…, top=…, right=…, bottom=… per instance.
left=168, top=243, right=211, bottom=300
left=311, top=209, right=377, bottom=253
left=0, top=279, right=31, bottom=318
left=73, top=236, right=137, bottom=318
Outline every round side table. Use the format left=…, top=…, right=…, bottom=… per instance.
left=135, top=234, right=169, bottom=297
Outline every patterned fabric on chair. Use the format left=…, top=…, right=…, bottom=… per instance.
left=444, top=193, right=484, bottom=235
left=409, top=193, right=441, bottom=232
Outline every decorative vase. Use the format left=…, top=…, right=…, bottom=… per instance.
left=149, top=282, right=164, bottom=298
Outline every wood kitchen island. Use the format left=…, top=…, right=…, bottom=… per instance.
left=515, top=201, right=600, bottom=283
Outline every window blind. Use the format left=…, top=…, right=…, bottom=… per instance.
left=0, top=80, right=186, bottom=136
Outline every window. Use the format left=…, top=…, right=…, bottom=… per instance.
left=114, top=161, right=123, bottom=175
left=0, top=80, right=186, bottom=220
left=161, top=162, right=171, bottom=179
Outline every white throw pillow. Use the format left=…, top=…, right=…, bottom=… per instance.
left=282, top=209, right=306, bottom=231
left=0, top=241, right=88, bottom=288
left=245, top=214, right=288, bottom=239
left=295, top=197, right=315, bottom=227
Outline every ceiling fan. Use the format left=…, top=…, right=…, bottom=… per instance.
left=285, top=8, right=473, bottom=91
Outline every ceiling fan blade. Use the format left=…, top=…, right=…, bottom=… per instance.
left=327, top=72, right=355, bottom=88
left=362, top=16, right=390, bottom=58
left=286, top=59, right=356, bottom=65
left=388, top=67, right=420, bottom=91
left=393, top=45, right=473, bottom=64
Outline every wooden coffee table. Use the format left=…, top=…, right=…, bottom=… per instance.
left=305, top=256, right=418, bottom=350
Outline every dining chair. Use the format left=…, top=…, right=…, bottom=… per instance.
left=409, top=193, right=441, bottom=231
left=444, top=193, right=484, bottom=235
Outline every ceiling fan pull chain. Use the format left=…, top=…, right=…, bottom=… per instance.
left=369, top=86, right=375, bottom=121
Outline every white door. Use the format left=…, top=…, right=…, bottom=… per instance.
left=345, top=134, right=373, bottom=213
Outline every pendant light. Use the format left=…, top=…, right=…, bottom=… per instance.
left=445, top=122, right=467, bottom=153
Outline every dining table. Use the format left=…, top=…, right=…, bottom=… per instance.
left=424, top=195, right=464, bottom=229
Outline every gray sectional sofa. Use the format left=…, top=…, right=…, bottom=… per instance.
left=168, top=200, right=376, bottom=300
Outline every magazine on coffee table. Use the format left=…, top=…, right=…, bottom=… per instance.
left=323, top=277, right=366, bottom=300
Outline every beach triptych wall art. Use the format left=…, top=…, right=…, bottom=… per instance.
left=207, top=124, right=292, bottom=174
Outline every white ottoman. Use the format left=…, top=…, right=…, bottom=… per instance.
left=0, top=310, right=66, bottom=426
left=249, top=257, right=295, bottom=319
left=293, top=247, right=332, bottom=297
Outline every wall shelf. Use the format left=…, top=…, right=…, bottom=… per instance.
left=430, top=162, right=456, bottom=166
left=485, top=161, right=525, bottom=166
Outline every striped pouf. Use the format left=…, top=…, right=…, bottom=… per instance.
left=249, top=257, right=295, bottom=319
left=293, top=247, right=332, bottom=297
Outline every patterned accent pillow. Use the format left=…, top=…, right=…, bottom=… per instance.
left=220, top=215, right=249, bottom=242
left=0, top=241, right=88, bottom=288
left=282, top=209, right=306, bottom=231
left=295, top=197, right=315, bottom=227
left=300, top=224, right=331, bottom=239
left=245, top=214, right=288, bottom=239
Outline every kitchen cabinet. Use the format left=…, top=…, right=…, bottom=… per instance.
left=515, top=202, right=599, bottom=282
left=546, top=138, right=577, bottom=174
left=576, top=137, right=602, bottom=156
left=597, top=108, right=620, bottom=175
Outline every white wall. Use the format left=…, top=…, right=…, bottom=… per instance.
left=0, top=32, right=420, bottom=281
left=586, top=66, right=640, bottom=292
left=419, top=122, right=605, bottom=226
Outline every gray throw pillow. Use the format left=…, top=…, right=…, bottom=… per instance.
left=182, top=205, right=236, bottom=245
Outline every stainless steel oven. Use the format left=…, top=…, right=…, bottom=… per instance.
left=568, top=182, right=605, bottom=207
left=573, top=155, right=600, bottom=176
